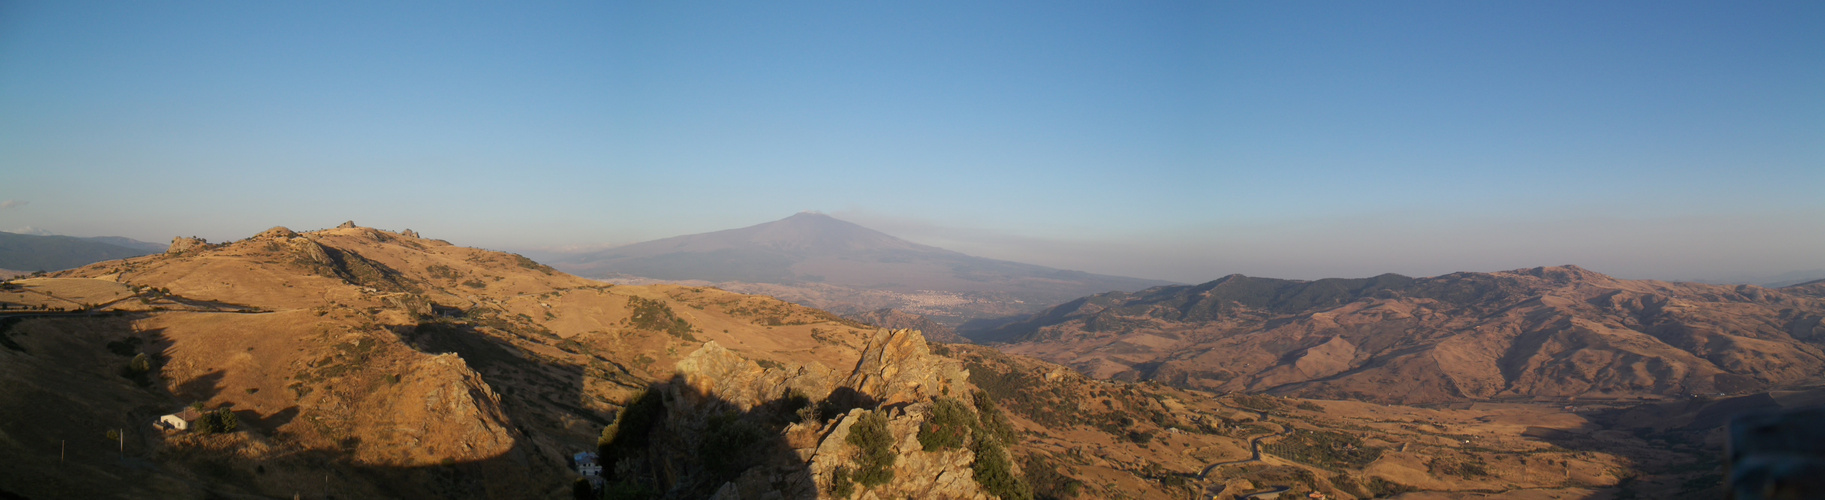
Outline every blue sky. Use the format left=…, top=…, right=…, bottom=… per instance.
left=2, top=1, right=1820, bottom=282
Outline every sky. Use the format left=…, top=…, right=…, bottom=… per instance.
left=1, top=1, right=1820, bottom=282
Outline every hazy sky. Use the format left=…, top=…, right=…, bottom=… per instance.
left=2, top=1, right=1820, bottom=282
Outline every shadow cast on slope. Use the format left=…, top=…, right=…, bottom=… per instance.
left=1522, top=396, right=1768, bottom=500
left=597, top=374, right=829, bottom=499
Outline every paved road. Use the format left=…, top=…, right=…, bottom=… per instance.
left=1199, top=409, right=1292, bottom=480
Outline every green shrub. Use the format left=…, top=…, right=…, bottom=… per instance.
left=846, top=411, right=896, bottom=487
left=600, top=390, right=664, bottom=476
left=1125, top=430, right=1154, bottom=445
left=971, top=435, right=1032, bottom=500
left=919, top=397, right=976, bottom=451
left=972, top=391, right=1017, bottom=444
left=120, top=352, right=155, bottom=386
left=699, top=411, right=766, bottom=481
left=1021, top=453, right=1083, bottom=500
left=626, top=296, right=697, bottom=341
left=1367, top=476, right=1411, bottom=496
left=105, top=337, right=142, bottom=356
left=602, top=478, right=657, bottom=500
left=193, top=408, right=238, bottom=434
left=830, top=466, right=857, bottom=498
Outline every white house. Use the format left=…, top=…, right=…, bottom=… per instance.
left=155, top=408, right=201, bottom=432
left=573, top=451, right=602, bottom=477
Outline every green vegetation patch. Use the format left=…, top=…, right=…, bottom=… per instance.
left=1430, top=457, right=1490, bottom=478
left=1022, top=452, right=1084, bottom=500
left=919, top=397, right=977, bottom=451
left=699, top=411, right=767, bottom=482
left=599, top=389, right=665, bottom=476
left=625, top=296, right=698, bottom=341
left=193, top=408, right=239, bottom=434
left=971, top=433, right=1032, bottom=500
left=1261, top=428, right=1383, bottom=470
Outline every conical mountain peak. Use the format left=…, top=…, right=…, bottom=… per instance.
left=549, top=214, right=1173, bottom=318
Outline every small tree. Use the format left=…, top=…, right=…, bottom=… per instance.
left=971, top=437, right=1032, bottom=500
left=846, top=411, right=896, bottom=487
left=120, top=353, right=154, bottom=386
left=919, top=397, right=976, bottom=451
left=193, top=408, right=238, bottom=434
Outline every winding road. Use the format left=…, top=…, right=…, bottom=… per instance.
left=1199, top=409, right=1292, bottom=479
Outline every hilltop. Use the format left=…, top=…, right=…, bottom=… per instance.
left=983, top=265, right=1825, bottom=405
left=545, top=213, right=1172, bottom=326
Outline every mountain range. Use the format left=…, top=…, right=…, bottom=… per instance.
left=0, top=230, right=163, bottom=274
left=545, top=212, right=1173, bottom=326
left=984, top=265, right=1825, bottom=405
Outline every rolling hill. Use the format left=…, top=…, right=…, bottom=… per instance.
left=983, top=265, right=1825, bottom=405
left=546, top=212, right=1173, bottom=326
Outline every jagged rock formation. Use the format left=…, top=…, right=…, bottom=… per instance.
left=841, top=328, right=971, bottom=406
left=611, top=329, right=996, bottom=499
left=988, top=265, right=1825, bottom=404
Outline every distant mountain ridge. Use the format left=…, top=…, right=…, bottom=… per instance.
left=548, top=212, right=1174, bottom=324
left=988, top=265, right=1825, bottom=404
left=0, top=231, right=161, bottom=272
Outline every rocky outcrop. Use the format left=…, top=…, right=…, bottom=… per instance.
left=803, top=404, right=990, bottom=500
left=337, top=220, right=357, bottom=229
left=401, top=229, right=420, bottom=239
left=672, top=341, right=839, bottom=411
left=166, top=236, right=207, bottom=255
left=354, top=353, right=519, bottom=466
left=843, top=329, right=971, bottom=406
left=656, top=330, right=990, bottom=499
